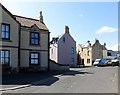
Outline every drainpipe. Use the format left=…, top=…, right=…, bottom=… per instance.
left=48, top=31, right=50, bottom=71
left=18, top=23, right=21, bottom=72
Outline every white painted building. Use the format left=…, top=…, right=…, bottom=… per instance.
left=50, top=26, right=76, bottom=66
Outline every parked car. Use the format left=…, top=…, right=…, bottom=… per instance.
left=107, top=59, right=119, bottom=66
left=93, top=59, right=109, bottom=66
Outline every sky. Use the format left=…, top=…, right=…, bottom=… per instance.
left=1, top=1, right=118, bottom=51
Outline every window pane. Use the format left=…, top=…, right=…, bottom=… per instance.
left=2, top=24, right=5, bottom=31
left=51, top=49, right=53, bottom=54
left=5, top=58, right=9, bottom=64
left=34, top=33, right=38, bottom=38
left=34, top=59, right=38, bottom=64
left=1, top=58, right=4, bottom=64
left=31, top=54, right=35, bottom=58
left=31, top=39, right=35, bottom=44
left=1, top=51, right=4, bottom=57
left=2, top=32, right=5, bottom=38
left=6, top=25, right=9, bottom=31
left=35, top=54, right=38, bottom=58
left=71, top=47, right=74, bottom=54
left=63, top=37, right=65, bottom=43
left=31, top=59, right=34, bottom=64
left=31, top=33, right=39, bottom=45
left=35, top=40, right=38, bottom=44
left=31, top=33, right=34, bottom=38
left=6, top=32, right=9, bottom=38
left=5, top=51, right=9, bottom=57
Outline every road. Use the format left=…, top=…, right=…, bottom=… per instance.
left=2, top=66, right=118, bottom=93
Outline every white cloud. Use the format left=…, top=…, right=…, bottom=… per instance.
left=106, top=44, right=118, bottom=51
left=96, top=26, right=118, bottom=34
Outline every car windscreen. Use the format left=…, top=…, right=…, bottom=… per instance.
left=95, top=59, right=101, bottom=62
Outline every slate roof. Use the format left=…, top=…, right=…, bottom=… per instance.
left=102, top=45, right=107, bottom=50
left=14, top=15, right=49, bottom=31
left=82, top=40, right=107, bottom=50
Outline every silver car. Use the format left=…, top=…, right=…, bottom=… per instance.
left=93, top=59, right=109, bottom=66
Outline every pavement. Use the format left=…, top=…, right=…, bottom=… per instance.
left=1, top=71, right=66, bottom=91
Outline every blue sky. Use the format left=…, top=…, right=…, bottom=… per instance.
left=1, top=2, right=118, bottom=50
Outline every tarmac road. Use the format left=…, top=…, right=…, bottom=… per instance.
left=2, top=66, right=118, bottom=93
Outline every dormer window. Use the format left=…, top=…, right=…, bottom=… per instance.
left=1, top=23, right=10, bottom=40
left=30, top=32, right=39, bottom=45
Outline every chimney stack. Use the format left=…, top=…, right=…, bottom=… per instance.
left=65, top=26, right=69, bottom=34
left=40, top=11, right=43, bottom=23
left=104, top=43, right=106, bottom=47
left=95, top=38, right=99, bottom=42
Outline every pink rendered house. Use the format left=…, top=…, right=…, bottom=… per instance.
left=50, top=26, right=76, bottom=66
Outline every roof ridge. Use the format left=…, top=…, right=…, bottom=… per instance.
left=14, top=15, right=39, bottom=22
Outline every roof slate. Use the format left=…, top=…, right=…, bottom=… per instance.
left=14, top=15, right=49, bottom=31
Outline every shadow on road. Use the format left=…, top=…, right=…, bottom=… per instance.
left=62, top=70, right=94, bottom=76
left=2, top=71, right=63, bottom=88
left=31, top=76, right=59, bottom=86
left=2, top=69, right=94, bottom=88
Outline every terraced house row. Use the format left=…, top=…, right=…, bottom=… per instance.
left=1, top=3, right=117, bottom=73
left=76, top=39, right=107, bottom=66
left=0, top=4, right=50, bottom=72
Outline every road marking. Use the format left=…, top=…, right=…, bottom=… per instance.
left=0, top=84, right=31, bottom=91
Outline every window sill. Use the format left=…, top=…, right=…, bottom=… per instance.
left=0, top=64, right=10, bottom=67
left=30, top=64, right=39, bottom=65
left=29, top=64, right=40, bottom=67
left=1, top=39, right=12, bottom=42
left=29, top=44, right=40, bottom=47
